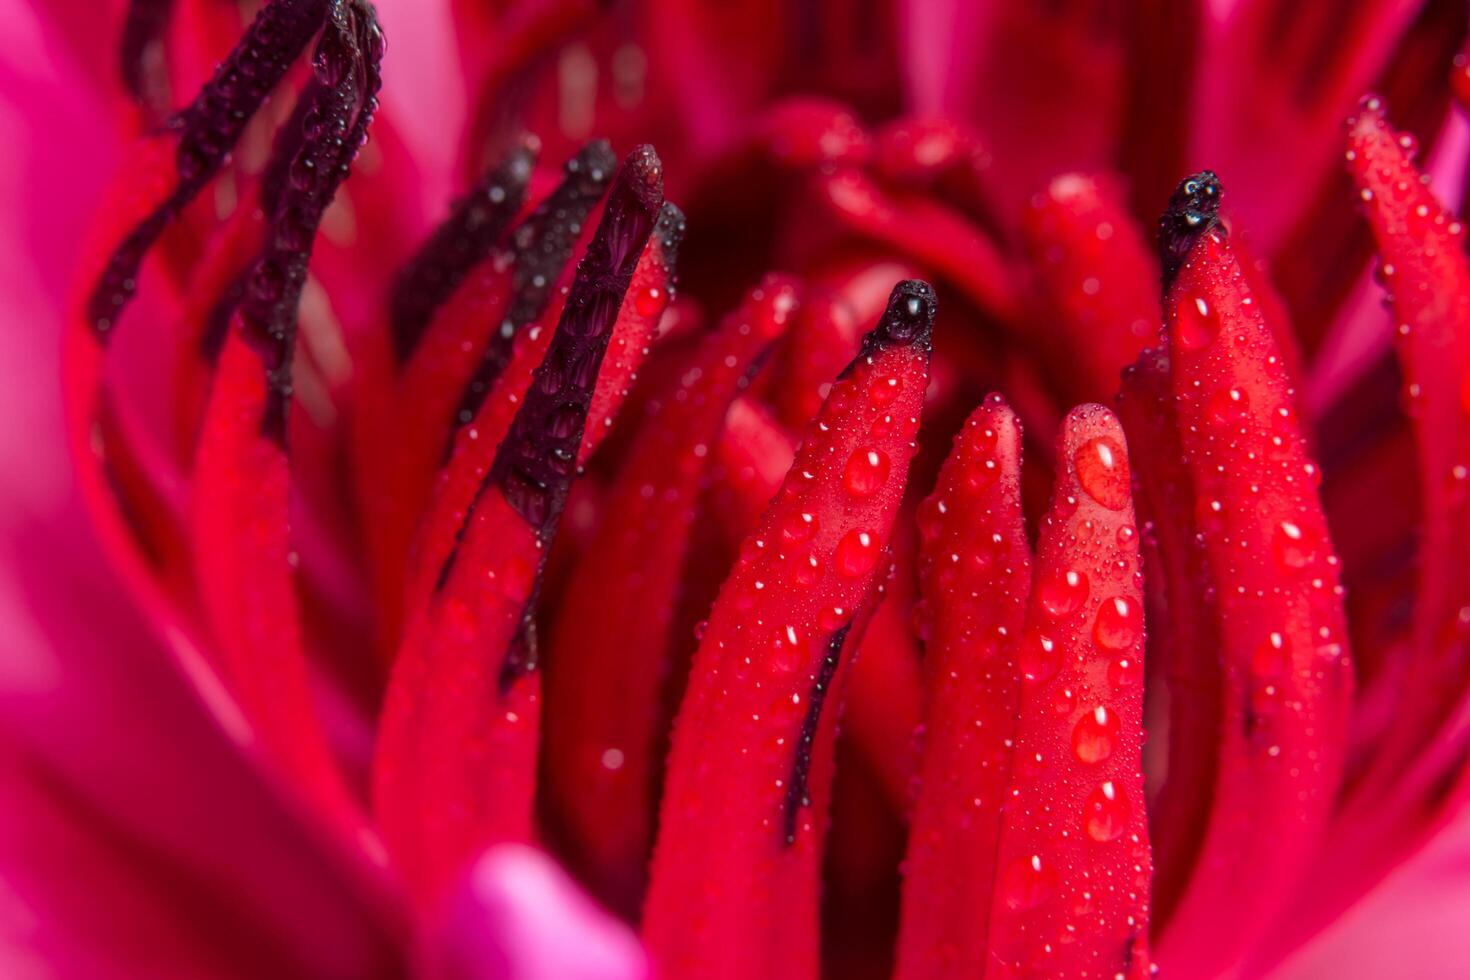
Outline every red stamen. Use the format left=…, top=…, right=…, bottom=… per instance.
left=543, top=274, right=797, bottom=907
left=643, top=281, right=935, bottom=980
left=985, top=404, right=1153, bottom=980
left=896, top=394, right=1029, bottom=980
left=372, top=147, right=665, bottom=903
left=1152, top=174, right=1352, bottom=976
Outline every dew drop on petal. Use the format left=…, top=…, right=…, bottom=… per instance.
left=835, top=529, right=880, bottom=577
left=1072, top=705, right=1119, bottom=764
left=1094, top=596, right=1142, bottom=652
left=844, top=447, right=890, bottom=498
left=1176, top=294, right=1219, bottom=351
left=780, top=511, right=817, bottom=544
left=1084, top=781, right=1130, bottom=842
left=635, top=286, right=666, bottom=318
left=1074, top=437, right=1130, bottom=510
left=1020, top=629, right=1061, bottom=684
left=1272, top=520, right=1315, bottom=570
left=1252, top=630, right=1290, bottom=679
left=869, top=374, right=901, bottom=406
left=1038, top=568, right=1089, bottom=619
left=1003, top=854, right=1057, bottom=910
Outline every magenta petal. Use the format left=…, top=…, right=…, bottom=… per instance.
left=418, top=845, right=649, bottom=980
left=1272, top=816, right=1470, bottom=978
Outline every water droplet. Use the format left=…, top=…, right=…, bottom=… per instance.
left=791, top=551, right=821, bottom=587
left=1273, top=520, right=1315, bottom=570
left=835, top=529, right=880, bottom=577
left=843, top=447, right=890, bottom=498
left=1084, top=782, right=1130, bottom=842
left=1020, top=629, right=1061, bottom=684
left=1002, top=854, right=1057, bottom=910
left=1252, top=631, right=1289, bottom=679
left=1075, top=437, right=1130, bottom=510
left=1206, top=388, right=1250, bottom=427
left=917, top=497, right=947, bottom=541
left=1176, top=295, right=1220, bottom=351
left=772, top=624, right=805, bottom=672
left=1038, top=568, right=1089, bottom=619
left=1072, top=706, right=1119, bottom=764
left=869, top=374, right=901, bottom=406
left=780, top=511, right=817, bottom=544
left=634, top=286, right=666, bottom=318
left=1108, top=656, right=1141, bottom=689
left=1094, top=596, right=1141, bottom=652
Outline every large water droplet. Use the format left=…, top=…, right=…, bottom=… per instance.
left=1072, top=706, right=1119, bottom=764
left=1037, top=568, right=1089, bottom=619
left=1206, top=387, right=1250, bottom=427
left=1020, top=629, right=1061, bottom=684
left=1002, top=854, right=1057, bottom=910
left=780, top=511, right=817, bottom=544
left=1083, top=782, right=1130, bottom=842
left=869, top=373, right=901, bottom=406
left=1272, top=520, right=1315, bottom=570
left=1074, top=437, right=1130, bottom=510
left=1176, top=294, right=1219, bottom=351
left=1094, top=596, right=1141, bottom=652
left=844, top=447, right=890, bottom=498
left=634, top=285, right=666, bottom=318
left=835, top=528, right=880, bottom=577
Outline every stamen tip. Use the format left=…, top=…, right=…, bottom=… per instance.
left=1159, top=170, right=1223, bottom=292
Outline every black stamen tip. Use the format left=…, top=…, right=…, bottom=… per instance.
left=1159, top=170, right=1223, bottom=293
left=389, top=135, right=539, bottom=362
left=845, top=280, right=936, bottom=372
left=653, top=201, right=687, bottom=292
left=620, top=144, right=665, bottom=209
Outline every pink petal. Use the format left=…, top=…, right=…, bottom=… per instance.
left=418, top=845, right=649, bottom=980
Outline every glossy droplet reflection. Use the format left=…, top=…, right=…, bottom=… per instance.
left=835, top=528, right=880, bottom=577
left=1072, top=706, right=1119, bottom=764
left=1002, top=854, right=1057, bottom=910
left=1084, top=781, right=1130, bottom=842
left=844, top=447, right=891, bottom=498
left=1074, top=436, right=1130, bottom=510
left=1094, top=596, right=1141, bottom=651
left=1020, top=629, right=1060, bottom=684
left=1037, top=568, right=1089, bottom=619
left=1176, top=294, right=1219, bottom=350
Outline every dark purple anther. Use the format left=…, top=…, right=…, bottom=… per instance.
left=389, top=137, right=539, bottom=363
left=89, top=0, right=333, bottom=341
left=844, top=279, right=937, bottom=375
left=448, top=140, right=618, bottom=443
left=236, top=0, right=382, bottom=442
left=489, top=143, right=663, bottom=534
left=436, top=146, right=664, bottom=689
left=1159, top=170, right=1223, bottom=293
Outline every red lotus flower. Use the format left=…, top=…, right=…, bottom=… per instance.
left=7, top=0, right=1470, bottom=976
